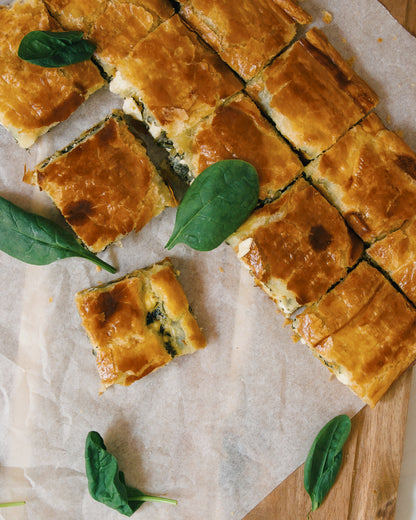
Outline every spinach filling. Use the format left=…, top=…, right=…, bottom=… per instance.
left=146, top=304, right=178, bottom=357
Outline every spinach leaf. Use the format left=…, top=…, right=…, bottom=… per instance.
left=18, top=31, right=95, bottom=67
left=304, top=415, right=351, bottom=512
left=165, top=159, right=259, bottom=251
left=85, top=432, right=177, bottom=516
left=0, top=196, right=116, bottom=273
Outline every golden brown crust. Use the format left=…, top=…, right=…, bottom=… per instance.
left=75, top=258, right=206, bottom=392
left=43, top=0, right=173, bottom=32
left=172, top=93, right=303, bottom=200
left=179, top=0, right=311, bottom=80
left=113, top=15, right=243, bottom=137
left=24, top=112, right=175, bottom=252
left=227, top=178, right=363, bottom=314
left=246, top=28, right=378, bottom=159
left=0, top=0, right=104, bottom=148
left=367, top=216, right=416, bottom=305
left=294, top=262, right=416, bottom=407
left=305, top=112, right=416, bottom=243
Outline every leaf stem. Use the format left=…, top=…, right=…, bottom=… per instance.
left=86, top=254, right=117, bottom=274
left=129, top=495, right=177, bottom=506
left=0, top=501, right=25, bottom=508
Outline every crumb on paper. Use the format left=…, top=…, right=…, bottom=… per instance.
left=393, top=35, right=397, bottom=40
left=346, top=56, right=356, bottom=67
left=291, top=334, right=300, bottom=343
left=329, top=374, right=335, bottom=381
left=283, top=318, right=291, bottom=328
left=378, top=37, right=383, bottom=43
left=342, top=38, right=347, bottom=44
left=49, top=296, right=53, bottom=303
left=321, top=10, right=333, bottom=24
left=219, top=266, right=224, bottom=273
left=96, top=265, right=102, bottom=272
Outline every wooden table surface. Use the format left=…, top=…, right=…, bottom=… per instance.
left=244, top=2, right=416, bottom=519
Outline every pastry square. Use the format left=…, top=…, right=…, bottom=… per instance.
left=168, top=92, right=303, bottom=199
left=0, top=0, right=105, bottom=148
left=178, top=0, right=311, bottom=81
left=293, top=261, right=416, bottom=407
left=305, top=112, right=416, bottom=243
left=246, top=28, right=378, bottom=159
left=110, top=15, right=243, bottom=139
left=367, top=216, right=416, bottom=305
left=227, top=178, right=363, bottom=315
left=23, top=111, right=176, bottom=252
left=44, top=0, right=174, bottom=77
left=76, top=258, right=206, bottom=392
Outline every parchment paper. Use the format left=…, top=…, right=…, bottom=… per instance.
left=0, top=1, right=415, bottom=519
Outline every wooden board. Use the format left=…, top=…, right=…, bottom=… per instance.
left=244, top=2, right=415, bottom=518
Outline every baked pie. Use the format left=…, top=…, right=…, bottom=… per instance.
left=246, top=28, right=378, bottom=159
left=293, top=261, right=416, bottom=407
left=177, top=0, right=311, bottom=81
left=367, top=216, right=416, bottom=305
left=0, top=0, right=104, bottom=147
left=168, top=92, right=303, bottom=199
left=227, top=177, right=363, bottom=315
left=76, top=258, right=206, bottom=392
left=305, top=112, right=416, bottom=243
left=110, top=15, right=243, bottom=140
left=23, top=111, right=175, bottom=252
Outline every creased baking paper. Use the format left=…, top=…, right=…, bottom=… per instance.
left=0, top=1, right=415, bottom=519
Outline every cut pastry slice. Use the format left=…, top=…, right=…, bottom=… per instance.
left=177, top=0, right=311, bottom=81
left=305, top=112, right=416, bottom=243
left=76, top=258, right=206, bottom=392
left=167, top=92, right=303, bottom=199
left=110, top=15, right=243, bottom=140
left=293, top=261, right=416, bottom=407
left=24, top=111, right=176, bottom=252
left=227, top=177, right=363, bottom=315
left=246, top=28, right=378, bottom=159
left=367, top=216, right=416, bottom=305
left=43, top=0, right=174, bottom=77
left=0, top=0, right=105, bottom=148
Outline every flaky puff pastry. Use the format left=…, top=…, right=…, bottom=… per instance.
left=170, top=92, right=303, bottom=200
left=178, top=0, right=311, bottom=81
left=0, top=0, right=104, bottom=148
left=246, top=28, right=378, bottom=159
left=227, top=178, right=363, bottom=315
left=305, top=112, right=416, bottom=243
left=24, top=111, right=176, bottom=252
left=293, top=261, right=416, bottom=407
left=368, top=216, right=416, bottom=306
left=76, top=258, right=206, bottom=392
left=44, top=0, right=174, bottom=76
left=110, top=15, right=243, bottom=139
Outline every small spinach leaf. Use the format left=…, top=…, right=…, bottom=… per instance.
left=18, top=31, right=95, bottom=67
left=304, top=414, right=351, bottom=512
left=0, top=196, right=116, bottom=273
left=85, top=431, right=177, bottom=516
left=165, top=159, right=259, bottom=251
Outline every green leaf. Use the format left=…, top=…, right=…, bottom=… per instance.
left=165, top=159, right=259, bottom=251
left=18, top=31, right=96, bottom=67
left=85, top=431, right=177, bottom=516
left=0, top=196, right=116, bottom=273
left=0, top=501, right=25, bottom=508
left=304, top=415, right=351, bottom=511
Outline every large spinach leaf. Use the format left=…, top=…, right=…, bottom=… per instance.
left=18, top=31, right=95, bottom=67
left=165, top=159, right=259, bottom=251
left=85, top=432, right=177, bottom=516
left=304, top=414, right=351, bottom=512
left=0, top=196, right=115, bottom=273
